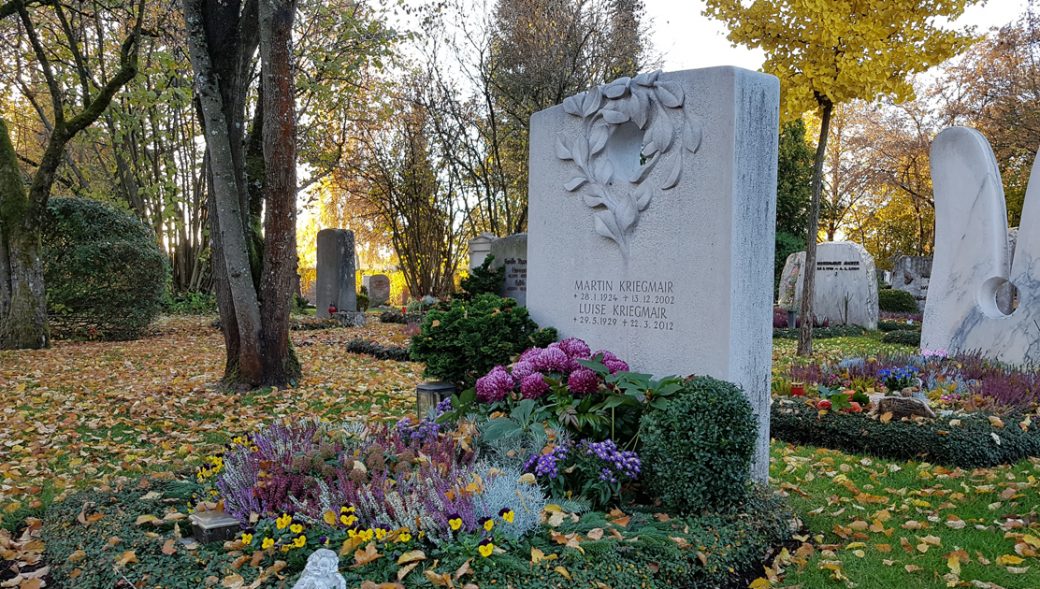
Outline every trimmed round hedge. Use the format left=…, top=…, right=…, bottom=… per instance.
left=43, top=198, right=167, bottom=340
left=640, top=376, right=757, bottom=514
left=882, top=329, right=922, bottom=346
left=879, top=288, right=919, bottom=313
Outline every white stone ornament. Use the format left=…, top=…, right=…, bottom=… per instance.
left=292, top=549, right=346, bottom=589
left=921, top=127, right=1040, bottom=364
left=556, top=70, right=703, bottom=255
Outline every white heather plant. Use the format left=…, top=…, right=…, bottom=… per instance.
left=472, top=462, right=547, bottom=540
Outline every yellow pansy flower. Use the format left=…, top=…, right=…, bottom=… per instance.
left=480, top=517, right=494, bottom=532
left=448, top=515, right=463, bottom=531
left=374, top=528, right=387, bottom=541
left=478, top=540, right=494, bottom=558
left=275, top=513, right=292, bottom=530
left=293, top=535, right=307, bottom=548
left=395, top=531, right=412, bottom=543
left=261, top=537, right=275, bottom=550
left=340, top=514, right=357, bottom=527
left=290, top=523, right=303, bottom=534
left=358, top=528, right=374, bottom=542
left=240, top=533, right=253, bottom=545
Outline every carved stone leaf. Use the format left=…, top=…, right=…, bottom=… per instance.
left=572, top=135, right=589, bottom=168
left=555, top=136, right=572, bottom=160
left=593, top=210, right=624, bottom=246
left=655, top=81, right=684, bottom=108
left=661, top=154, right=682, bottom=190
left=582, top=86, right=603, bottom=117
left=643, top=140, right=659, bottom=157
left=590, top=122, right=609, bottom=155
left=563, top=94, right=584, bottom=117
left=564, top=176, right=587, bottom=192
left=632, top=91, right=650, bottom=128
left=583, top=194, right=605, bottom=208
left=631, top=153, right=658, bottom=183
left=600, top=109, right=629, bottom=125
left=633, top=70, right=659, bottom=87
left=593, top=159, right=614, bottom=184
left=634, top=184, right=653, bottom=211
left=683, top=117, right=702, bottom=154
left=615, top=190, right=638, bottom=232
left=651, top=116, right=674, bottom=154
left=602, top=79, right=629, bottom=99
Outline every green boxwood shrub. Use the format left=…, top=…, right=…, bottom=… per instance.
left=882, top=329, right=921, bottom=346
left=458, top=254, right=505, bottom=299
left=774, top=325, right=867, bottom=339
left=409, top=294, right=556, bottom=387
left=357, top=285, right=370, bottom=311
left=879, top=289, right=919, bottom=313
left=878, top=319, right=919, bottom=332
left=771, top=399, right=1040, bottom=468
left=639, top=376, right=757, bottom=514
left=43, top=198, right=167, bottom=340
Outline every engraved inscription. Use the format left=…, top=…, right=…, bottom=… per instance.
left=571, top=278, right=676, bottom=331
left=503, top=258, right=527, bottom=296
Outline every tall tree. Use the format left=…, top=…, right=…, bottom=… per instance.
left=0, top=0, right=144, bottom=349
left=182, top=0, right=300, bottom=387
left=775, top=119, right=814, bottom=290
left=704, top=0, right=978, bottom=355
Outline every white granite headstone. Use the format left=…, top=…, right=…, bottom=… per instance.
left=315, top=229, right=357, bottom=318
left=778, top=242, right=879, bottom=329
left=468, top=233, right=498, bottom=269
left=527, top=67, right=779, bottom=481
left=922, top=128, right=1040, bottom=364
left=489, top=233, right=528, bottom=306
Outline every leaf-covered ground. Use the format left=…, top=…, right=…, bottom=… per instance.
left=0, top=315, right=422, bottom=518
left=3, top=325, right=1039, bottom=588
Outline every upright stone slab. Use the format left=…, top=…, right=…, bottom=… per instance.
left=527, top=67, right=779, bottom=481
left=922, top=128, right=1040, bottom=364
left=315, top=229, right=357, bottom=319
left=891, top=255, right=932, bottom=310
left=489, top=233, right=528, bottom=306
left=363, top=274, right=391, bottom=307
left=779, top=243, right=879, bottom=329
left=468, top=233, right=498, bottom=269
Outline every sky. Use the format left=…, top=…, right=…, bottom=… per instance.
left=645, top=0, right=1033, bottom=73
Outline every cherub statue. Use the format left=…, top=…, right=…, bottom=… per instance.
left=292, top=549, right=346, bottom=589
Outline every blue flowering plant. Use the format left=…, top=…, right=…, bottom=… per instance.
left=879, top=365, right=920, bottom=392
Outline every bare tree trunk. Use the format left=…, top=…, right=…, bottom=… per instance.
left=258, top=0, right=300, bottom=384
left=798, top=99, right=833, bottom=357
left=183, top=0, right=264, bottom=384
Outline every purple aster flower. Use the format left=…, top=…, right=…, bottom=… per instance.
left=534, top=347, right=571, bottom=373
left=567, top=367, right=600, bottom=395
left=476, top=365, right=514, bottom=402
left=510, top=360, right=536, bottom=383
left=520, top=373, right=550, bottom=399
left=558, top=338, right=592, bottom=359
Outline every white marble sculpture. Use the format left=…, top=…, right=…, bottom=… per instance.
left=292, top=549, right=346, bottom=589
left=921, top=127, right=1040, bottom=365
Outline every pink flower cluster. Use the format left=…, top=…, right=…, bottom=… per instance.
left=474, top=338, right=630, bottom=402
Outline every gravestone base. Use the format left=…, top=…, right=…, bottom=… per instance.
left=333, top=311, right=366, bottom=327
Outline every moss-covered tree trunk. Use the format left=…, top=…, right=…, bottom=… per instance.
left=0, top=120, right=48, bottom=349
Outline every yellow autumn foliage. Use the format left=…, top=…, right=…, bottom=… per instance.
left=703, top=0, right=980, bottom=120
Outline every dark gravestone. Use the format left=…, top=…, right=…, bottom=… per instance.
left=364, top=274, right=391, bottom=307
left=316, top=229, right=357, bottom=318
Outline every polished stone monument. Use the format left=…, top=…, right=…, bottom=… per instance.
left=527, top=67, right=780, bottom=481
left=315, top=229, right=357, bottom=319
left=922, top=128, right=1039, bottom=364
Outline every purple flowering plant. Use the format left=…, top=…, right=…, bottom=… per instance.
left=523, top=438, right=641, bottom=509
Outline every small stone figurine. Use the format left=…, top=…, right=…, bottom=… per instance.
left=292, top=549, right=346, bottom=589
